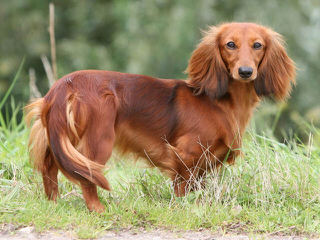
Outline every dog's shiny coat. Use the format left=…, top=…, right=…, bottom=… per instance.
left=26, top=22, right=295, bottom=212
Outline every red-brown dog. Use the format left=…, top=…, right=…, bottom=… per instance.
left=26, top=22, right=295, bottom=212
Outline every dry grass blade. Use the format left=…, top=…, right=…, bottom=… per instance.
left=49, top=3, right=57, bottom=82
left=41, top=55, right=55, bottom=87
left=28, top=68, right=41, bottom=99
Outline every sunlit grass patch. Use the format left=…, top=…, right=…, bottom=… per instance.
left=1, top=117, right=320, bottom=239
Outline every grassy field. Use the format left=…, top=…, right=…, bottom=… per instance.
left=0, top=108, right=320, bottom=239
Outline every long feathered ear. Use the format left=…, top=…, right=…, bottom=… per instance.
left=254, top=29, right=296, bottom=100
left=186, top=27, right=229, bottom=100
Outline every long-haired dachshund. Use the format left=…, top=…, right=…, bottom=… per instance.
left=26, top=22, right=295, bottom=212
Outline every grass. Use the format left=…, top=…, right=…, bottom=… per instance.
left=1, top=111, right=320, bottom=239
left=1, top=66, right=320, bottom=238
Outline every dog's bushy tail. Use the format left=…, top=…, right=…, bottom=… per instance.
left=25, top=98, right=49, bottom=173
left=26, top=90, right=110, bottom=191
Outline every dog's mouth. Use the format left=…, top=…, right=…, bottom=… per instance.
left=238, top=76, right=256, bottom=82
left=231, top=73, right=256, bottom=82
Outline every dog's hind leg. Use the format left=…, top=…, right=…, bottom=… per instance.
left=76, top=95, right=117, bottom=212
left=42, top=150, right=59, bottom=201
left=79, top=133, right=114, bottom=212
left=80, top=181, right=105, bottom=212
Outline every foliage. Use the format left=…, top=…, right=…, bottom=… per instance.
left=0, top=0, right=320, bottom=137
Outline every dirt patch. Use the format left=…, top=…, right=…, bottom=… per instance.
left=0, top=224, right=318, bottom=240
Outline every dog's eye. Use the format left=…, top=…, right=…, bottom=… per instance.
left=226, top=41, right=236, bottom=49
left=253, top=42, right=262, bottom=49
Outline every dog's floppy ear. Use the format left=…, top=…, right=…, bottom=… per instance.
left=186, top=27, right=229, bottom=100
left=254, top=29, right=296, bottom=100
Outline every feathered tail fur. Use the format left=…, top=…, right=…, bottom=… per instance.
left=25, top=96, right=110, bottom=191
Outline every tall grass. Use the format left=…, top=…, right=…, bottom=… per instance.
left=0, top=101, right=319, bottom=238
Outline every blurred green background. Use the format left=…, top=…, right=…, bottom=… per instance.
left=1, top=0, right=320, bottom=139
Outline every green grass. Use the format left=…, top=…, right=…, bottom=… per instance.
left=1, top=113, right=320, bottom=238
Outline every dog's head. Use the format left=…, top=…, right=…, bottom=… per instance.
left=186, top=22, right=296, bottom=100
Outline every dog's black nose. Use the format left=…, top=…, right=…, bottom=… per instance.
left=238, top=66, right=253, bottom=78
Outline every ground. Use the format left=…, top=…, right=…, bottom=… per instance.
left=1, top=225, right=318, bottom=240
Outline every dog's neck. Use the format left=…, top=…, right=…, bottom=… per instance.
left=219, top=80, right=260, bottom=135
